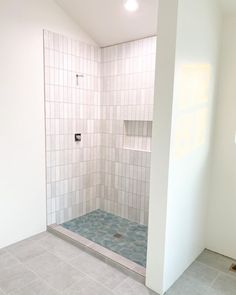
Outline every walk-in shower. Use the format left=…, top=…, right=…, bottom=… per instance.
left=44, top=30, right=156, bottom=279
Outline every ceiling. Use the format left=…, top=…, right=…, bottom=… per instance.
left=55, top=0, right=158, bottom=47
left=219, top=0, right=236, bottom=14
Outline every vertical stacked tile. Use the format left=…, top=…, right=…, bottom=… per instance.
left=44, top=31, right=101, bottom=225
left=100, top=37, right=156, bottom=225
left=44, top=31, right=156, bottom=226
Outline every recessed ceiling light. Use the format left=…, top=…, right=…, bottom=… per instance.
left=124, top=0, right=139, bottom=12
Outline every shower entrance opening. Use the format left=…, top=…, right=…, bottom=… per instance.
left=44, top=30, right=156, bottom=282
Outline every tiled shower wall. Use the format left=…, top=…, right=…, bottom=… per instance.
left=100, top=37, right=156, bottom=225
left=44, top=31, right=101, bottom=225
left=44, top=30, right=156, bottom=225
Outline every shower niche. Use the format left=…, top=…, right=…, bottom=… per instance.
left=44, top=29, right=156, bottom=281
left=123, top=120, right=152, bottom=152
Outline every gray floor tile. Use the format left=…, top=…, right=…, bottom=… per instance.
left=39, top=262, right=85, bottom=292
left=29, top=231, right=51, bottom=242
left=184, top=261, right=219, bottom=287
left=165, top=275, right=208, bottom=295
left=25, top=252, right=62, bottom=275
left=9, top=278, right=59, bottom=295
left=6, top=239, right=45, bottom=263
left=0, top=263, right=37, bottom=294
left=69, top=252, right=108, bottom=275
left=3, top=232, right=236, bottom=295
left=0, top=250, right=20, bottom=269
left=37, top=235, right=83, bottom=261
left=197, top=250, right=235, bottom=274
left=166, top=261, right=219, bottom=295
left=69, top=252, right=126, bottom=289
left=207, top=274, right=236, bottom=295
left=228, top=270, right=236, bottom=280
left=26, top=252, right=85, bottom=291
left=63, top=277, right=112, bottom=295
left=92, top=263, right=127, bottom=289
left=114, top=277, right=154, bottom=295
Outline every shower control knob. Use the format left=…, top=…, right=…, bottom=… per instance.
left=75, top=133, right=81, bottom=142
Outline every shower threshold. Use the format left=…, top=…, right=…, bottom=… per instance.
left=47, top=210, right=147, bottom=283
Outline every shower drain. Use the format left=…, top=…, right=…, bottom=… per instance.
left=114, top=233, right=123, bottom=239
left=230, top=264, right=236, bottom=272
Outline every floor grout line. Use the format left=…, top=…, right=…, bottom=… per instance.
left=196, top=260, right=236, bottom=280
left=64, top=253, right=123, bottom=293
left=207, top=272, right=221, bottom=293
left=2, top=253, right=46, bottom=294
left=48, top=225, right=146, bottom=283
left=2, top=235, right=73, bottom=294
left=16, top=233, right=123, bottom=294
left=4, top=233, right=236, bottom=295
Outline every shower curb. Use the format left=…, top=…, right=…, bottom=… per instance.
left=47, top=224, right=146, bottom=284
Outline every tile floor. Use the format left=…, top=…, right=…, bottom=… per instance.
left=62, top=209, right=147, bottom=267
left=0, top=232, right=236, bottom=294
left=0, top=232, right=153, bottom=295
left=166, top=249, right=236, bottom=295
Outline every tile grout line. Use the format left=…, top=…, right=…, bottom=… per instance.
left=206, top=272, right=221, bottom=293
left=49, top=223, right=146, bottom=277
left=196, top=260, right=236, bottom=281
left=50, top=237, right=142, bottom=287
left=3, top=235, right=75, bottom=294
left=21, top=242, right=86, bottom=294
left=64, top=253, right=125, bottom=293
left=3, top=250, right=51, bottom=295
left=5, top=233, right=122, bottom=294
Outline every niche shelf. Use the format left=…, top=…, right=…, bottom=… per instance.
left=123, top=120, right=152, bottom=152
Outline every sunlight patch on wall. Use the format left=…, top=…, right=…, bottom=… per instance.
left=173, top=64, right=211, bottom=160
left=177, top=64, right=211, bottom=108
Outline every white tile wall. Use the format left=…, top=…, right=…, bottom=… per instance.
left=100, top=37, right=156, bottom=225
left=44, top=30, right=101, bottom=225
left=44, top=31, right=156, bottom=225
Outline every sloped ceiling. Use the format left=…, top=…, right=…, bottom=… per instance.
left=55, top=0, right=158, bottom=47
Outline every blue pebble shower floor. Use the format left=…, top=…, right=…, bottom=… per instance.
left=61, top=209, right=148, bottom=267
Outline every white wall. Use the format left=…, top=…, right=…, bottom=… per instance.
left=164, top=0, right=220, bottom=290
left=207, top=16, right=236, bottom=260
left=147, top=0, right=220, bottom=293
left=146, top=0, right=178, bottom=293
left=0, top=0, right=96, bottom=249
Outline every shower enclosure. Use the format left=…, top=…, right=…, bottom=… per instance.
left=44, top=30, right=156, bottom=279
